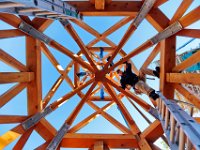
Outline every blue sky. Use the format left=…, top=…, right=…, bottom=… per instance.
left=0, top=0, right=200, bottom=149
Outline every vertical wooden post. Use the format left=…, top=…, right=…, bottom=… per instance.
left=26, top=36, right=42, bottom=115
left=93, top=141, right=104, bottom=150
left=160, top=36, right=176, bottom=98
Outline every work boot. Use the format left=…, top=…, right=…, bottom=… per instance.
left=107, top=56, right=114, bottom=66
left=149, top=90, right=159, bottom=100
left=76, top=72, right=86, bottom=78
left=153, top=66, right=160, bottom=78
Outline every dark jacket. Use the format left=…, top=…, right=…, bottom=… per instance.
left=120, top=62, right=139, bottom=89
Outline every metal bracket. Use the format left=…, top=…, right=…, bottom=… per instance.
left=60, top=19, right=70, bottom=27
left=150, top=21, right=183, bottom=44
left=22, top=105, right=53, bottom=130
left=133, top=0, right=156, bottom=28
left=19, top=21, right=52, bottom=44
left=46, top=123, right=70, bottom=150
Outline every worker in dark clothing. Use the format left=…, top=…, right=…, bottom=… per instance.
left=117, top=61, right=159, bottom=100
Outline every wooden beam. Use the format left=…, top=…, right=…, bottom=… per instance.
left=0, top=115, right=27, bottom=124
left=0, top=29, right=24, bottom=39
left=172, top=49, right=200, bottom=72
left=93, top=141, right=104, bottom=150
left=0, top=72, right=34, bottom=83
left=154, top=0, right=168, bottom=8
left=106, top=40, right=153, bottom=73
left=179, top=6, right=200, bottom=28
left=89, top=0, right=95, bottom=4
left=103, top=18, right=137, bottom=70
left=0, top=49, right=27, bottom=71
left=138, top=138, right=153, bottom=150
left=177, top=29, right=200, bottom=38
left=50, top=40, right=94, bottom=72
left=89, top=96, right=112, bottom=101
left=87, top=16, right=134, bottom=47
left=141, top=43, right=160, bottom=69
left=35, top=119, right=56, bottom=141
left=88, top=47, right=114, bottom=52
left=146, top=8, right=170, bottom=32
left=65, top=82, right=97, bottom=125
left=68, top=102, right=115, bottom=133
left=174, top=84, right=200, bottom=109
left=0, top=13, right=21, bottom=28
left=61, top=134, right=139, bottom=148
left=141, top=120, right=163, bottom=143
left=70, top=19, right=115, bottom=47
left=51, top=78, right=95, bottom=109
left=32, top=18, right=53, bottom=32
left=160, top=36, right=176, bottom=98
left=170, top=0, right=193, bottom=24
left=0, top=83, right=27, bottom=108
left=0, top=124, right=25, bottom=149
left=95, top=0, right=105, bottom=10
left=13, top=128, right=34, bottom=150
left=26, top=36, right=42, bottom=115
left=87, top=101, right=131, bottom=134
left=68, top=1, right=141, bottom=16
left=74, top=62, right=80, bottom=88
left=103, top=81, right=141, bottom=134
left=63, top=22, right=99, bottom=72
left=167, top=73, right=200, bottom=85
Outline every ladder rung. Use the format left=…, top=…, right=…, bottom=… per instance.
left=179, top=128, right=185, bottom=150
left=0, top=2, right=24, bottom=8
left=35, top=11, right=56, bottom=16
left=186, top=138, right=193, bottom=150
left=161, top=102, right=165, bottom=120
left=170, top=116, right=176, bottom=143
left=18, top=7, right=43, bottom=13
left=165, top=108, right=170, bottom=130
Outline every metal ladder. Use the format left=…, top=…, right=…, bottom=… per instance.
left=0, top=0, right=81, bottom=20
left=157, top=92, right=200, bottom=150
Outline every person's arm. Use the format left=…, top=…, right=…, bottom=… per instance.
left=124, top=61, right=132, bottom=74
left=120, top=78, right=126, bottom=90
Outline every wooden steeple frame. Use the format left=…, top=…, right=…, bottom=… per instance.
left=0, top=0, right=200, bottom=149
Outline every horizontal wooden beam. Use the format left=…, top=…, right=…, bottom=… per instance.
left=61, top=134, right=138, bottom=148
left=172, top=49, right=200, bottom=72
left=0, top=29, right=24, bottom=39
left=141, top=120, right=163, bottom=143
left=166, top=73, right=200, bottom=85
left=88, top=47, right=114, bottom=52
left=68, top=1, right=141, bottom=16
left=177, top=29, right=200, bottom=38
left=0, top=115, right=28, bottom=124
left=89, top=96, right=112, bottom=101
left=0, top=72, right=34, bottom=83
